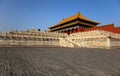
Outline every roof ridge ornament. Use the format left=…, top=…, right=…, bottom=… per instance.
left=78, top=11, right=80, bottom=15
left=77, top=11, right=80, bottom=18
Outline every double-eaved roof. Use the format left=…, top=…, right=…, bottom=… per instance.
left=49, top=12, right=100, bottom=29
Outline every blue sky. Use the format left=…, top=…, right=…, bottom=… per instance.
left=0, top=0, right=120, bottom=32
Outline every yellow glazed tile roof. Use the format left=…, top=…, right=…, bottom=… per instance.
left=49, top=12, right=100, bottom=28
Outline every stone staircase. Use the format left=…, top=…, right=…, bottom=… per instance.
left=64, top=38, right=80, bottom=48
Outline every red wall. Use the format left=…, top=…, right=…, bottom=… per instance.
left=114, top=27, right=120, bottom=34
left=83, top=24, right=120, bottom=34
left=85, top=24, right=114, bottom=32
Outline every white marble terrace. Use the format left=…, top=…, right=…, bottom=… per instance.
left=0, top=29, right=120, bottom=49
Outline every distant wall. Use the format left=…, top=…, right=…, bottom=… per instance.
left=84, top=24, right=120, bottom=34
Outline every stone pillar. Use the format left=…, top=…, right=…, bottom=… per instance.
left=107, top=37, right=111, bottom=48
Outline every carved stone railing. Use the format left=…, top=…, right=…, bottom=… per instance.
left=0, top=29, right=120, bottom=48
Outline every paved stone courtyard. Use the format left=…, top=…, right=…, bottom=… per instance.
left=0, top=47, right=120, bottom=76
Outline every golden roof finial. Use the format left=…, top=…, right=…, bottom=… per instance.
left=78, top=11, right=80, bottom=15
left=77, top=11, right=80, bottom=17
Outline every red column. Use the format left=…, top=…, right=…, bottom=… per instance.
left=66, top=30, right=68, bottom=34
left=76, top=28, right=78, bottom=33
left=70, top=29, right=72, bottom=34
left=71, top=29, right=74, bottom=33
left=78, top=27, right=80, bottom=32
left=73, top=28, right=76, bottom=33
left=68, top=30, right=70, bottom=35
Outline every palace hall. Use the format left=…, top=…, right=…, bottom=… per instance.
left=49, top=12, right=120, bottom=34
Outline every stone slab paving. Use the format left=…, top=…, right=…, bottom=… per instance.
left=0, top=47, right=120, bottom=76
